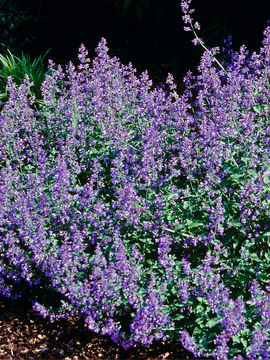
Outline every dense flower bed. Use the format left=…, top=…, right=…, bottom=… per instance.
left=0, top=2, right=270, bottom=358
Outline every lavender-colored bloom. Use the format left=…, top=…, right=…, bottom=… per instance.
left=177, top=278, right=190, bottom=304
left=180, top=329, right=205, bottom=357
left=130, top=273, right=172, bottom=345
left=247, top=327, right=269, bottom=360
left=213, top=331, right=230, bottom=360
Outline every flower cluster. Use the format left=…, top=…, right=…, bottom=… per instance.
left=0, top=2, right=270, bottom=358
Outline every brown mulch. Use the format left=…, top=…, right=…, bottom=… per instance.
left=0, top=294, right=212, bottom=360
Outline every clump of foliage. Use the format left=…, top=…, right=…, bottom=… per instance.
left=0, top=49, right=51, bottom=107
left=0, top=1, right=270, bottom=358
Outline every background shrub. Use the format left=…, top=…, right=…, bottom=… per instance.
left=0, top=0, right=34, bottom=53
left=0, top=49, right=51, bottom=108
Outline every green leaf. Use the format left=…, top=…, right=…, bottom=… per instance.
left=205, top=318, right=219, bottom=328
left=249, top=253, right=261, bottom=262
left=253, top=106, right=262, bottom=114
left=175, top=224, right=184, bottom=231
left=230, top=220, right=242, bottom=228
left=232, top=334, right=241, bottom=344
left=174, top=314, right=185, bottom=321
left=195, top=304, right=205, bottom=313
left=197, top=297, right=208, bottom=304
left=263, top=173, right=270, bottom=185
left=166, top=192, right=178, bottom=201
left=187, top=219, right=204, bottom=229
left=183, top=201, right=189, bottom=210
left=240, top=156, right=250, bottom=165
left=241, top=338, right=248, bottom=348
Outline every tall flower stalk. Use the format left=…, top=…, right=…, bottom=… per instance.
left=181, top=0, right=226, bottom=72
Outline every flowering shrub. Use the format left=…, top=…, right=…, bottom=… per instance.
left=0, top=1, right=270, bottom=358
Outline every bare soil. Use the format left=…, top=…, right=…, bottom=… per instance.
left=0, top=294, right=212, bottom=360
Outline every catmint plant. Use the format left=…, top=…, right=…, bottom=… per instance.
left=0, top=1, right=270, bottom=358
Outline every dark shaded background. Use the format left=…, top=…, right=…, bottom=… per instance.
left=7, top=0, right=270, bottom=88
